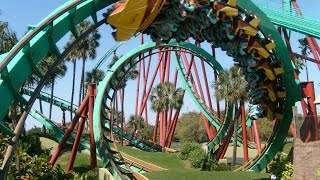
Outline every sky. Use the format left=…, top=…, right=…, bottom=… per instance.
left=1, top=0, right=320, bottom=129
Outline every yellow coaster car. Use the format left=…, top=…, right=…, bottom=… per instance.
left=247, top=37, right=276, bottom=59
left=256, top=61, right=276, bottom=80
left=108, top=0, right=166, bottom=41
left=261, top=101, right=274, bottom=120
left=234, top=15, right=260, bottom=37
left=213, top=0, right=238, bottom=18
left=262, top=81, right=276, bottom=102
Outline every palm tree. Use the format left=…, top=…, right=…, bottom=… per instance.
left=214, top=66, right=247, bottom=103
left=108, top=52, right=138, bottom=146
left=127, top=115, right=146, bottom=138
left=298, top=38, right=310, bottom=81
left=108, top=52, right=138, bottom=89
left=292, top=56, right=305, bottom=74
left=65, top=20, right=101, bottom=120
left=35, top=53, right=67, bottom=132
left=213, top=66, right=247, bottom=166
left=149, top=82, right=184, bottom=152
left=85, top=68, right=105, bottom=84
left=0, top=19, right=18, bottom=54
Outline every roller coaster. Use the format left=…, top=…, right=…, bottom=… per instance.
left=0, top=0, right=319, bottom=179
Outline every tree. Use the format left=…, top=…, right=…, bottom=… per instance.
left=85, top=68, right=105, bottom=84
left=127, top=115, right=146, bottom=138
left=108, top=52, right=138, bottom=145
left=298, top=38, right=311, bottom=80
left=65, top=20, right=101, bottom=120
left=292, top=56, right=305, bottom=74
left=35, top=53, right=67, bottom=133
left=175, top=112, right=209, bottom=143
left=107, top=52, right=138, bottom=89
left=38, top=53, right=67, bottom=119
left=213, top=66, right=247, bottom=166
left=0, top=17, right=18, bottom=54
left=213, top=66, right=247, bottom=103
left=150, top=82, right=184, bottom=151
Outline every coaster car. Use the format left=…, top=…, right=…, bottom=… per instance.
left=108, top=0, right=167, bottom=41
left=213, top=0, right=238, bottom=19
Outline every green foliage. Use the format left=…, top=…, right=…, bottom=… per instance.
left=188, top=148, right=207, bottom=168
left=292, top=56, right=305, bottom=74
left=202, top=158, right=229, bottom=171
left=175, top=112, right=209, bottom=143
left=0, top=19, right=18, bottom=54
left=179, top=142, right=200, bottom=160
left=9, top=150, right=73, bottom=180
left=20, top=134, right=50, bottom=156
left=26, top=128, right=58, bottom=143
left=26, top=127, right=42, bottom=134
left=80, top=170, right=98, bottom=180
left=269, top=153, right=293, bottom=180
left=213, top=66, right=248, bottom=103
left=0, top=133, right=72, bottom=179
left=140, top=125, right=154, bottom=141
left=0, top=133, right=10, bottom=160
left=257, top=118, right=273, bottom=142
left=127, top=115, right=146, bottom=138
left=85, top=68, right=105, bottom=84
left=150, top=82, right=184, bottom=112
left=108, top=53, right=138, bottom=89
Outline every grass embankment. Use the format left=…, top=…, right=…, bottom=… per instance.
left=55, top=152, right=103, bottom=174
left=117, top=145, right=270, bottom=180
left=42, top=137, right=270, bottom=179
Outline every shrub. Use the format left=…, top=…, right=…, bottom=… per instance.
left=179, top=142, right=200, bottom=160
left=269, top=153, right=293, bottom=180
left=80, top=170, right=99, bottom=180
left=202, top=158, right=229, bottom=171
left=9, top=148, right=74, bottom=179
left=20, top=134, right=50, bottom=156
left=188, top=148, right=207, bottom=168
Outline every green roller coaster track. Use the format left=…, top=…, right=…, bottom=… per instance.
left=23, top=88, right=161, bottom=152
left=0, top=0, right=305, bottom=178
left=255, top=2, right=320, bottom=38
left=93, top=40, right=238, bottom=161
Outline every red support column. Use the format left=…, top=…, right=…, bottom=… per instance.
left=153, top=112, right=160, bottom=143
left=67, top=107, right=88, bottom=172
left=214, top=69, right=221, bottom=118
left=300, top=82, right=318, bottom=141
left=216, top=121, right=234, bottom=160
left=165, top=109, right=180, bottom=147
left=50, top=93, right=90, bottom=166
left=249, top=128, right=253, bottom=142
left=88, top=84, right=97, bottom=169
left=182, top=52, right=214, bottom=139
left=252, top=120, right=262, bottom=153
left=135, top=61, right=141, bottom=115
left=167, top=70, right=178, bottom=132
left=240, top=101, right=248, bottom=163
left=138, top=52, right=164, bottom=116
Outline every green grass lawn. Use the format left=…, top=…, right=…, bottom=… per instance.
left=55, top=151, right=103, bottom=175
left=117, top=145, right=270, bottom=180
left=44, top=136, right=270, bottom=179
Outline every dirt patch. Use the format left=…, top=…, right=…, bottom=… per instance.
left=294, top=138, right=320, bottom=180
